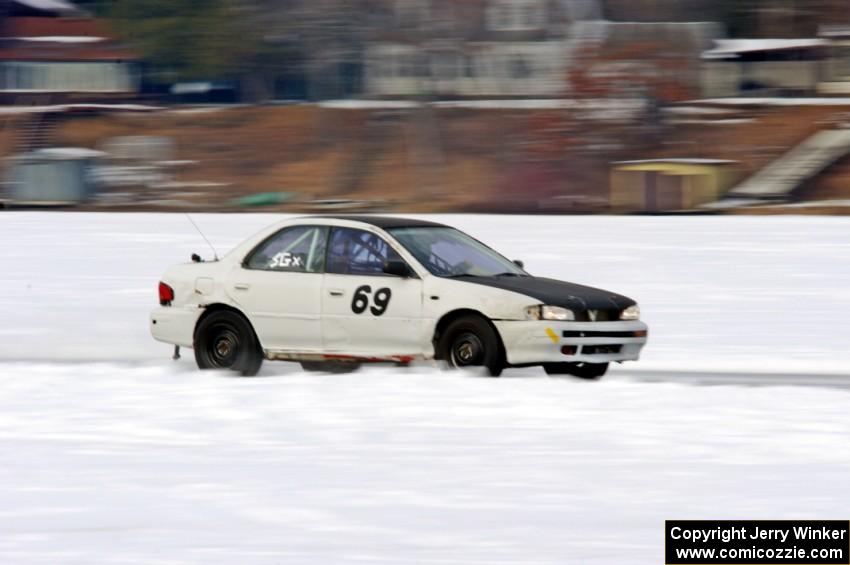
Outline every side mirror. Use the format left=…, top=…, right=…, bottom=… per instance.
left=513, top=259, right=525, bottom=269
left=383, top=260, right=412, bottom=278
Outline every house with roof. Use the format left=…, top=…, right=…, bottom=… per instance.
left=818, top=26, right=850, bottom=95
left=364, top=0, right=602, bottom=98
left=0, top=0, right=138, bottom=104
left=363, top=0, right=727, bottom=100
left=701, top=38, right=830, bottom=97
left=697, top=6, right=850, bottom=99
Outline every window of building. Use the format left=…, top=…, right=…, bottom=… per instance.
left=464, top=54, right=477, bottom=78
left=523, top=2, right=544, bottom=27
left=434, top=53, right=458, bottom=80
left=836, top=47, right=850, bottom=79
left=396, top=0, right=431, bottom=26
left=487, top=0, right=546, bottom=31
left=0, top=62, right=134, bottom=92
left=509, top=54, right=532, bottom=78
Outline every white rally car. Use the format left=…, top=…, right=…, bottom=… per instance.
left=151, top=216, right=647, bottom=378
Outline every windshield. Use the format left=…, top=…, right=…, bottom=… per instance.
left=388, top=227, right=526, bottom=277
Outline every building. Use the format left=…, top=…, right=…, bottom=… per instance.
left=818, top=26, right=850, bottom=95
left=701, top=39, right=829, bottom=97
left=0, top=0, right=139, bottom=104
left=363, top=0, right=726, bottom=100
left=364, top=0, right=602, bottom=98
left=610, top=158, right=739, bottom=212
left=6, top=146, right=104, bottom=205
left=602, top=0, right=848, bottom=39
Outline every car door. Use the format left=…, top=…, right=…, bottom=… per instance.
left=321, top=227, right=423, bottom=357
left=226, top=225, right=328, bottom=353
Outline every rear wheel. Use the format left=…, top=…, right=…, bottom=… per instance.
left=437, top=316, right=503, bottom=377
left=543, top=362, right=608, bottom=380
left=194, top=311, right=263, bottom=376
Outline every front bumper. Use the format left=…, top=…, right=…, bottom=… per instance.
left=494, top=319, right=648, bottom=366
left=150, top=306, right=202, bottom=348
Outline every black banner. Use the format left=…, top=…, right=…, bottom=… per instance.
left=666, top=520, right=850, bottom=565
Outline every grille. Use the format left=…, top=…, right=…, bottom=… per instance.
left=574, top=309, right=619, bottom=322
left=562, top=330, right=645, bottom=339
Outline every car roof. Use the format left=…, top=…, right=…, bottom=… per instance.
left=301, top=215, right=449, bottom=229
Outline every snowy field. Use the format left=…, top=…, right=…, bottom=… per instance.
left=2, top=213, right=850, bottom=564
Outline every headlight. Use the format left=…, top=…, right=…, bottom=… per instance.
left=525, top=305, right=575, bottom=321
left=620, top=305, right=640, bottom=321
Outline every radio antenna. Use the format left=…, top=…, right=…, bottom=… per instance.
left=185, top=213, right=219, bottom=261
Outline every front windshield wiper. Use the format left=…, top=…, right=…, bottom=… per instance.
left=494, top=272, right=528, bottom=277
left=442, top=273, right=480, bottom=278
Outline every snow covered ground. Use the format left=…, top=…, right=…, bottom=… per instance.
left=2, top=213, right=850, bottom=564
left=3, top=363, right=850, bottom=565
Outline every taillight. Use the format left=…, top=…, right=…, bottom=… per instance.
left=158, top=282, right=174, bottom=306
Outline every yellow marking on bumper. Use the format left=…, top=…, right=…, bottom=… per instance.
left=545, top=327, right=559, bottom=344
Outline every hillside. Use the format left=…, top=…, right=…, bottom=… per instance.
left=48, top=105, right=620, bottom=213
left=3, top=102, right=848, bottom=213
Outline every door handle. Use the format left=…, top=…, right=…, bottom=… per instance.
left=233, top=283, right=251, bottom=291
left=329, top=289, right=344, bottom=297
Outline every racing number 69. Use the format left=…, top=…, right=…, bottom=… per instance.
left=351, top=285, right=392, bottom=316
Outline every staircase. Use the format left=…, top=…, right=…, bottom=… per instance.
left=724, top=129, right=850, bottom=201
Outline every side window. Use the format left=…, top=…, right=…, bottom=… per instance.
left=244, top=226, right=329, bottom=273
left=326, top=228, right=403, bottom=275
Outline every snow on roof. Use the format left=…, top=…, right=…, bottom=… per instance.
left=694, top=98, right=850, bottom=107
left=614, top=158, right=738, bottom=166
left=14, top=147, right=106, bottom=160
left=17, top=36, right=105, bottom=43
left=14, top=0, right=78, bottom=13
left=318, top=99, right=646, bottom=114
left=318, top=100, right=420, bottom=110
left=703, top=38, right=827, bottom=59
left=819, top=25, right=850, bottom=39
left=0, top=103, right=160, bottom=115
left=2, top=17, right=116, bottom=42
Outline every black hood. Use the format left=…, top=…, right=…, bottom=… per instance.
left=456, top=276, right=636, bottom=313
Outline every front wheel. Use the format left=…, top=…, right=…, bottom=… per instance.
left=543, top=362, right=608, bottom=380
left=194, top=310, right=263, bottom=376
left=437, top=316, right=503, bottom=377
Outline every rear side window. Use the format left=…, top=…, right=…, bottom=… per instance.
left=326, top=227, right=402, bottom=275
left=244, top=226, right=329, bottom=273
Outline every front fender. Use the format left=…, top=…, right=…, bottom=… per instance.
left=423, top=277, right=535, bottom=322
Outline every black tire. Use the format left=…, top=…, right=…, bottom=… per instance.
left=543, top=362, right=608, bottom=380
left=194, top=310, right=263, bottom=376
left=300, top=361, right=361, bottom=374
left=437, top=315, right=504, bottom=377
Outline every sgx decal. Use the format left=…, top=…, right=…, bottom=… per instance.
left=269, top=252, right=304, bottom=269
